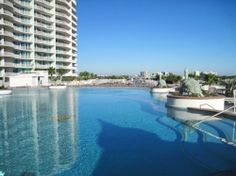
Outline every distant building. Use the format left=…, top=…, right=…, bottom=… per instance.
left=194, top=71, right=200, bottom=77
left=203, top=71, right=218, bottom=76
left=139, top=71, right=149, bottom=79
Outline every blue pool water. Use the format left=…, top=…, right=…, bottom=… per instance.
left=0, top=88, right=236, bottom=176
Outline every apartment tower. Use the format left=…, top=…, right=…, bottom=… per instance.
left=0, top=0, right=77, bottom=83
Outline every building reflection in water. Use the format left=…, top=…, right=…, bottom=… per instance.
left=0, top=88, right=78, bottom=176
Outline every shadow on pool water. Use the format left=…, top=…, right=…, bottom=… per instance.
left=92, top=120, right=236, bottom=176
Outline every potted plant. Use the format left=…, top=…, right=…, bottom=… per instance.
left=167, top=70, right=225, bottom=110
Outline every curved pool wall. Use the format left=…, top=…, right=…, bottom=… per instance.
left=0, top=88, right=235, bottom=176
left=167, top=95, right=225, bottom=110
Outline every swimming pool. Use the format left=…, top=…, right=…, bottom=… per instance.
left=0, top=88, right=236, bottom=176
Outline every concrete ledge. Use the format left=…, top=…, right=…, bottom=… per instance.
left=151, top=88, right=175, bottom=93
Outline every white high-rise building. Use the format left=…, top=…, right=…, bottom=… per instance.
left=0, top=0, right=77, bottom=83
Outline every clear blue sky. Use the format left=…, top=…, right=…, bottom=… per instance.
left=77, top=0, right=236, bottom=75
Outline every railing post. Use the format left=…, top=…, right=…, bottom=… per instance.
left=234, top=90, right=236, bottom=113
left=233, top=122, right=236, bottom=142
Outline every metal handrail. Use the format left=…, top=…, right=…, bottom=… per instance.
left=199, top=103, right=215, bottom=110
left=193, top=105, right=236, bottom=127
left=192, top=123, right=236, bottom=147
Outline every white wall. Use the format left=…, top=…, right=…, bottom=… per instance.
left=9, top=71, right=49, bottom=87
left=167, top=95, right=225, bottom=111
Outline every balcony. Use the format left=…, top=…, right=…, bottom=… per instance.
left=34, top=30, right=53, bottom=38
left=0, top=9, right=14, bottom=20
left=34, top=14, right=52, bottom=23
left=34, top=4, right=53, bottom=16
left=0, top=0, right=14, bottom=9
left=56, top=0, right=71, bottom=8
left=0, top=41, right=14, bottom=48
left=55, top=4, right=69, bottom=13
left=14, top=54, right=32, bottom=60
left=0, top=62, right=15, bottom=67
left=56, top=11, right=70, bottom=21
left=56, top=58, right=71, bottom=62
left=14, top=17, right=32, bottom=26
left=56, top=42, right=71, bottom=48
left=0, top=30, right=14, bottom=38
left=35, top=39, right=53, bottom=46
left=14, top=27, right=31, bottom=34
left=14, top=0, right=32, bottom=9
left=56, top=27, right=70, bottom=35
left=35, top=48, right=53, bottom=53
left=56, top=65, right=71, bottom=69
left=35, top=22, right=53, bottom=31
left=56, top=50, right=71, bottom=56
left=35, top=56, right=54, bottom=61
left=15, top=63, right=32, bottom=68
left=56, top=19, right=70, bottom=29
left=35, top=0, right=54, bottom=9
left=56, top=35, right=69, bottom=41
left=0, top=19, right=14, bottom=28
left=0, top=51, right=14, bottom=58
left=14, top=36, right=31, bottom=42
left=35, top=64, right=51, bottom=69
left=14, top=45, right=32, bottom=51
left=14, top=8, right=31, bottom=17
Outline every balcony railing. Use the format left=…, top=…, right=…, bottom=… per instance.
left=15, top=63, right=32, bottom=68
left=1, top=41, right=14, bottom=47
left=55, top=4, right=68, bottom=12
left=34, top=30, right=53, bottom=38
left=14, top=8, right=31, bottom=16
left=0, top=0, right=13, bottom=8
left=56, top=12, right=70, bottom=19
left=35, top=39, right=52, bottom=45
left=56, top=58, right=71, bottom=62
left=35, top=64, right=51, bottom=69
left=14, top=45, right=32, bottom=50
left=56, top=50, right=70, bottom=55
left=14, top=0, right=32, bottom=9
left=14, top=17, right=31, bottom=25
left=56, top=27, right=70, bottom=34
left=0, top=19, right=13, bottom=27
left=56, top=42, right=70, bottom=47
left=35, top=56, right=54, bottom=61
left=35, top=48, right=53, bottom=53
left=34, top=4, right=53, bottom=14
left=56, top=35, right=69, bottom=40
left=35, top=22, right=53, bottom=30
left=34, top=14, right=52, bottom=22
left=56, top=65, right=71, bottom=69
left=0, top=9, right=13, bottom=18
left=14, top=27, right=31, bottom=33
left=14, top=54, right=31, bottom=59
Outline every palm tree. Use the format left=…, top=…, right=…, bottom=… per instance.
left=203, top=73, right=219, bottom=85
left=48, top=67, right=56, bottom=81
left=221, top=78, right=236, bottom=97
left=79, top=71, right=90, bottom=80
left=57, top=68, right=66, bottom=81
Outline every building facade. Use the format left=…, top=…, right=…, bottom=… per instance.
left=0, top=0, right=77, bottom=83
